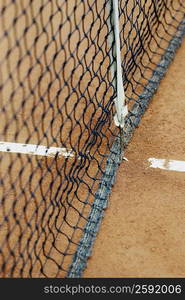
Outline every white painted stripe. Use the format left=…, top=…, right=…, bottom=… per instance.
left=0, top=141, right=74, bottom=158
left=112, top=0, right=128, bottom=128
left=148, top=158, right=185, bottom=172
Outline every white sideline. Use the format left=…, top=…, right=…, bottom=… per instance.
left=0, top=141, right=74, bottom=158
left=148, top=158, right=185, bottom=172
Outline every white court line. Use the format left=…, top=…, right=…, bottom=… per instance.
left=0, top=141, right=74, bottom=158
left=148, top=158, right=185, bottom=172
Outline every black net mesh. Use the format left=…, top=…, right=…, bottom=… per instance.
left=0, top=0, right=185, bottom=277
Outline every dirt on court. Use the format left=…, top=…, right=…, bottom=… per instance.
left=0, top=1, right=185, bottom=278
left=0, top=0, right=112, bottom=277
left=83, top=37, right=185, bottom=277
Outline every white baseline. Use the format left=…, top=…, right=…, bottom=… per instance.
left=0, top=141, right=74, bottom=158
left=148, top=158, right=185, bottom=172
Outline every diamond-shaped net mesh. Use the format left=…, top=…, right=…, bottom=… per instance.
left=0, top=0, right=185, bottom=277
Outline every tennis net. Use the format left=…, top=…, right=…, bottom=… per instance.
left=0, top=0, right=185, bottom=277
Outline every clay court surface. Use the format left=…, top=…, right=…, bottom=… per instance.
left=0, top=1, right=112, bottom=277
left=0, top=1, right=185, bottom=277
left=84, top=38, right=185, bottom=277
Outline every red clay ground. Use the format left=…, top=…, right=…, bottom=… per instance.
left=0, top=1, right=185, bottom=278
left=83, top=37, right=185, bottom=278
